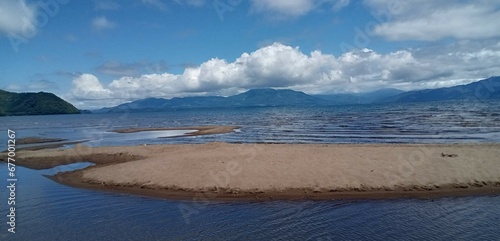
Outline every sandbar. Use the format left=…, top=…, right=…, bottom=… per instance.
left=17, top=137, right=67, bottom=145
left=6, top=137, right=89, bottom=152
left=111, top=125, right=240, bottom=137
left=3, top=143, right=500, bottom=200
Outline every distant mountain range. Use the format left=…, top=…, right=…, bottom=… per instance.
left=2, top=77, right=497, bottom=116
left=97, top=88, right=401, bottom=113
left=94, top=76, right=500, bottom=113
left=384, top=76, right=500, bottom=102
left=0, top=90, right=80, bottom=116
left=316, top=88, right=405, bottom=105
left=95, top=88, right=332, bottom=113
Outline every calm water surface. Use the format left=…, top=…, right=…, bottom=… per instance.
left=1, top=101, right=500, bottom=240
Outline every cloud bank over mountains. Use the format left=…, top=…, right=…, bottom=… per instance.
left=70, top=42, right=500, bottom=108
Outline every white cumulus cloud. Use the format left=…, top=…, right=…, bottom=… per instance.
left=91, top=16, right=116, bottom=31
left=0, top=0, right=36, bottom=36
left=72, top=74, right=112, bottom=99
left=366, top=0, right=500, bottom=41
left=174, top=0, right=207, bottom=7
left=250, top=0, right=315, bottom=17
left=250, top=0, right=350, bottom=18
left=69, top=42, right=500, bottom=108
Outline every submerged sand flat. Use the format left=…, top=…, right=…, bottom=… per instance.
left=6, top=143, right=500, bottom=200
left=111, top=125, right=240, bottom=137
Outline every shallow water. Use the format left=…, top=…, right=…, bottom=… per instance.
left=0, top=164, right=499, bottom=240
left=1, top=101, right=500, bottom=240
left=1, top=100, right=500, bottom=146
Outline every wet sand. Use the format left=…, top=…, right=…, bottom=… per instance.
left=4, top=125, right=238, bottom=153
left=4, top=143, right=500, bottom=200
left=17, top=137, right=67, bottom=145
left=8, top=137, right=89, bottom=152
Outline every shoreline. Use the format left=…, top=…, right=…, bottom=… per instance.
left=17, top=137, right=67, bottom=145
left=4, top=143, right=500, bottom=201
left=14, top=140, right=89, bottom=152
left=51, top=171, right=500, bottom=201
left=2, top=125, right=239, bottom=153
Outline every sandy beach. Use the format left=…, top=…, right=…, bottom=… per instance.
left=4, top=142, right=499, bottom=200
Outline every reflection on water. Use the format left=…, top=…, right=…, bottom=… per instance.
left=42, top=162, right=95, bottom=175
left=114, top=130, right=197, bottom=139
left=85, top=130, right=197, bottom=146
left=1, top=100, right=500, bottom=146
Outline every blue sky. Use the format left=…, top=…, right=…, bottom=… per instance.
left=1, top=0, right=499, bottom=108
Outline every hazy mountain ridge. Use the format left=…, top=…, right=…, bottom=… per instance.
left=98, top=88, right=330, bottom=113
left=384, top=76, right=500, bottom=102
left=316, top=88, right=405, bottom=104
left=95, top=77, right=500, bottom=113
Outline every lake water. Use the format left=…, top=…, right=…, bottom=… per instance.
left=1, top=100, right=500, bottom=240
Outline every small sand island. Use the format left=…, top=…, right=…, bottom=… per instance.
left=15, top=137, right=88, bottom=151
left=111, top=125, right=240, bottom=137
left=4, top=139, right=500, bottom=200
